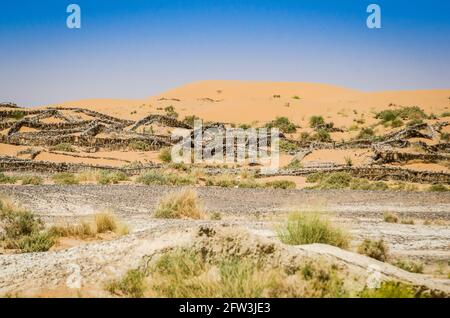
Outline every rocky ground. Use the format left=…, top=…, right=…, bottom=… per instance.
left=0, top=185, right=449, bottom=297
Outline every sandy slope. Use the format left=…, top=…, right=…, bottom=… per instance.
left=46, top=80, right=450, bottom=126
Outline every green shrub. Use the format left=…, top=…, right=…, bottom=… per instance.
left=441, top=133, right=450, bottom=142
left=20, top=175, right=43, bottom=185
left=210, top=212, right=222, bottom=220
left=182, top=115, right=200, bottom=127
left=314, top=172, right=352, bottom=189
left=264, top=180, right=296, bottom=189
left=395, top=260, right=424, bottom=274
left=137, top=170, right=196, bottom=186
left=279, top=140, right=300, bottom=153
left=309, top=116, right=325, bottom=128
left=106, top=269, right=147, bottom=298
left=52, top=172, right=79, bottom=185
left=265, top=117, right=297, bottom=133
left=428, top=184, right=448, bottom=192
left=359, top=281, right=418, bottom=298
left=441, top=112, right=450, bottom=118
left=98, top=171, right=128, bottom=185
left=356, top=127, right=375, bottom=140
left=312, top=129, right=332, bottom=142
left=158, top=148, right=172, bottom=163
left=164, top=105, right=178, bottom=118
left=390, top=118, right=404, bottom=128
left=8, top=111, right=25, bottom=120
left=286, top=159, right=303, bottom=170
left=306, top=172, right=325, bottom=183
left=14, top=231, right=55, bottom=253
left=278, top=212, right=350, bottom=248
left=292, top=95, right=301, bottom=100
left=357, top=239, right=388, bottom=261
left=350, top=179, right=388, bottom=191
left=0, top=173, right=17, bottom=184
left=50, top=143, right=76, bottom=152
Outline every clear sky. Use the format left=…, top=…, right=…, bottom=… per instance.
left=1, top=0, right=450, bottom=106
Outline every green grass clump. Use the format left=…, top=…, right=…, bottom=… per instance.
left=428, top=184, right=449, bottom=192
left=441, top=112, right=450, bottom=118
left=265, top=117, right=297, bottom=133
left=20, top=175, right=44, bottom=185
left=8, top=111, right=25, bottom=120
left=278, top=212, right=350, bottom=248
left=356, top=127, right=376, bottom=140
left=314, top=172, right=352, bottom=189
left=311, top=129, right=331, bottom=142
left=0, top=173, right=17, bottom=184
left=359, top=281, right=419, bottom=298
left=153, top=190, right=204, bottom=219
left=98, top=171, right=128, bottom=185
left=375, top=106, right=427, bottom=127
left=286, top=159, right=303, bottom=170
left=52, top=172, right=79, bottom=185
left=279, top=140, right=300, bottom=153
left=158, top=148, right=172, bottom=163
left=350, top=179, right=388, bottom=191
left=50, top=143, right=76, bottom=152
left=106, top=269, right=147, bottom=298
left=357, top=239, right=388, bottom=261
left=309, top=116, right=325, bottom=128
left=0, top=199, right=55, bottom=253
left=137, top=170, right=196, bottom=186
left=264, top=180, right=296, bottom=189
left=306, top=172, right=325, bottom=183
left=395, top=260, right=424, bottom=274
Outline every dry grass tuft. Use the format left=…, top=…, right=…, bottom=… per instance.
left=154, top=190, right=205, bottom=219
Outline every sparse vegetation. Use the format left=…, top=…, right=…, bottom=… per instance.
left=356, top=127, right=376, bottom=140
left=309, top=116, right=325, bottom=128
left=359, top=281, right=419, bottom=298
left=164, top=105, right=178, bottom=118
left=428, top=184, right=449, bottom=192
left=383, top=212, right=399, bottom=223
left=357, top=239, right=388, bottom=261
left=20, top=175, right=44, bottom=185
left=182, top=115, right=200, bottom=127
left=278, top=212, right=350, bottom=248
left=264, top=180, right=296, bottom=189
left=210, top=212, right=222, bottom=220
left=0, top=173, right=17, bottom=184
left=97, top=171, right=128, bottom=185
left=158, top=148, right=172, bottom=163
left=265, top=117, right=297, bottom=133
left=153, top=189, right=204, bottom=219
left=286, top=159, right=303, bottom=170
left=137, top=170, right=196, bottom=186
left=52, top=172, right=79, bottom=185
left=50, top=143, right=76, bottom=152
left=395, top=259, right=424, bottom=273
left=375, top=106, right=427, bottom=127
left=106, top=269, right=146, bottom=298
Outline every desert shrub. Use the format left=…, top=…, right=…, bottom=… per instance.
left=314, top=172, right=352, bottom=189
left=279, top=140, right=300, bottom=153
left=278, top=212, right=350, bottom=248
left=356, top=127, right=375, bottom=140
left=309, top=116, right=325, bottom=128
left=350, top=179, right=388, bottom=191
left=205, top=175, right=259, bottom=189
left=0, top=199, right=55, bottom=253
left=20, top=175, right=43, bottom=185
left=137, top=170, right=196, bottom=186
left=390, top=118, right=404, bottom=128
left=52, top=172, right=79, bottom=185
left=50, top=143, right=76, bottom=152
left=359, top=281, right=418, bottom=298
left=398, top=106, right=427, bottom=120
left=182, top=115, right=200, bottom=127
left=239, top=123, right=251, bottom=130
left=441, top=112, right=450, bottom=118
left=129, top=140, right=151, bottom=151
left=344, top=156, right=353, bottom=167
left=164, top=105, right=178, bottom=118
left=292, top=95, right=301, bottom=100
left=158, top=148, right=172, bottom=163
left=312, top=129, right=332, bottom=142
left=264, top=180, right=296, bottom=189
left=210, top=212, right=222, bottom=220
left=375, top=106, right=427, bottom=127
left=428, top=184, right=448, bottom=192
left=0, top=173, right=17, bottom=184
left=154, top=190, right=204, bottom=219
left=400, top=218, right=415, bottom=225
left=306, top=172, right=325, bottom=183
left=8, top=111, right=25, bottom=120
left=49, top=221, right=94, bottom=239
left=441, top=133, right=450, bottom=142
left=383, top=212, right=399, bottom=223
left=286, top=159, right=303, bottom=170
left=357, top=239, right=388, bottom=261
left=406, top=119, right=424, bottom=126
left=98, top=171, right=128, bottom=185
left=395, top=260, right=424, bottom=274
left=106, top=269, right=147, bottom=298
left=265, top=117, right=297, bottom=133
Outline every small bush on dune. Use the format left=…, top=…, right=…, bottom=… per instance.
left=20, top=175, right=43, bottom=185
left=129, top=140, right=151, bottom=151
left=158, top=148, right=172, bottom=163
left=357, top=239, right=388, bottom=261
left=356, top=127, right=376, bottom=140
left=182, top=115, right=200, bottom=127
left=50, top=143, right=76, bottom=152
left=154, top=190, right=204, bottom=219
left=265, top=117, right=297, bottom=133
left=278, top=212, right=350, bottom=248
left=311, top=129, right=331, bottom=142
left=52, top=172, right=79, bottom=185
left=309, top=116, right=325, bottom=128
left=264, top=180, right=296, bottom=189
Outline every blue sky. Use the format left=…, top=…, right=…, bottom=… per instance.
left=1, top=0, right=450, bottom=106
